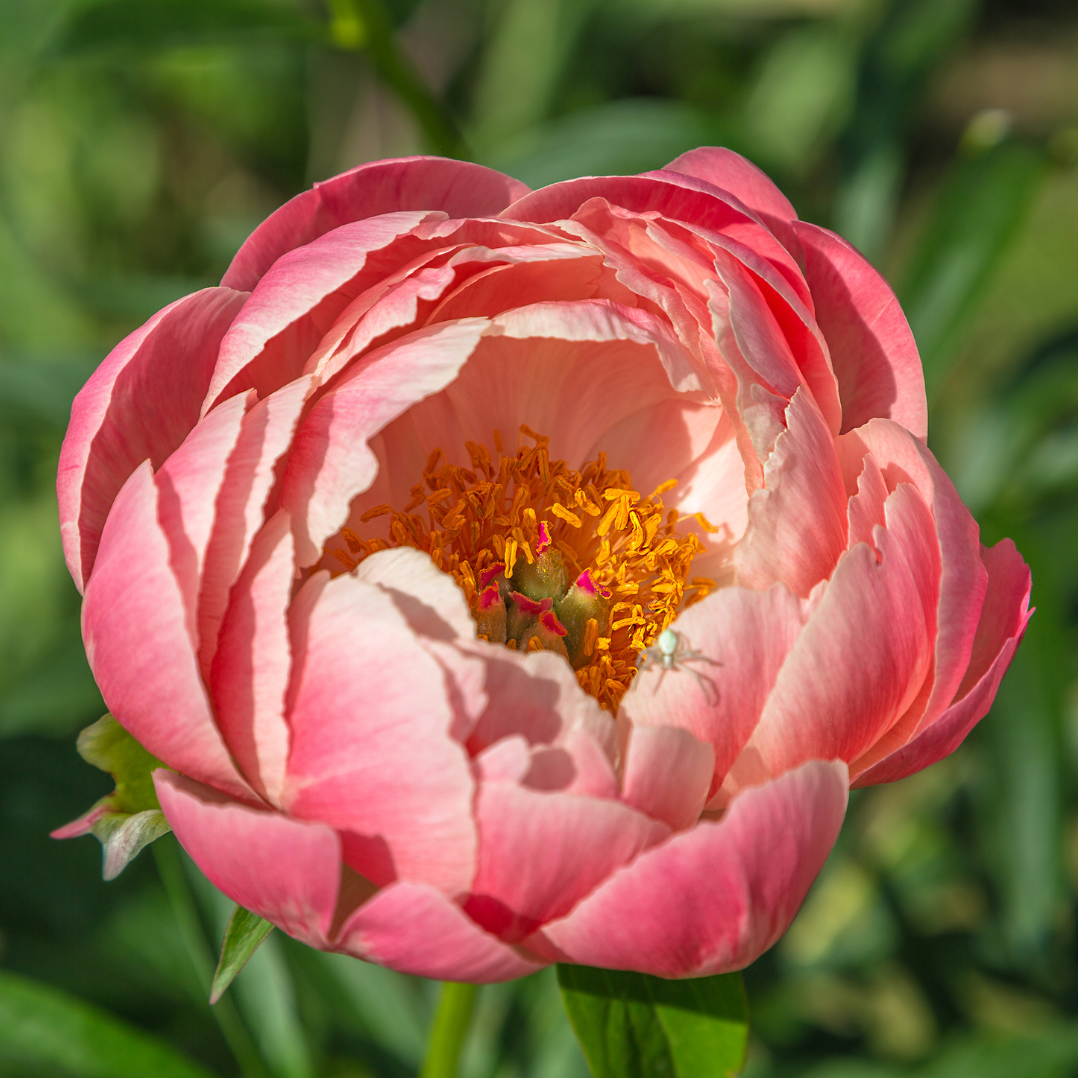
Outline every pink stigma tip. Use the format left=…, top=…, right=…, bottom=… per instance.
left=479, top=562, right=506, bottom=589
left=540, top=611, right=568, bottom=637
left=575, top=569, right=596, bottom=594
left=478, top=584, right=503, bottom=611
left=536, top=520, right=552, bottom=554
left=509, top=591, right=553, bottom=616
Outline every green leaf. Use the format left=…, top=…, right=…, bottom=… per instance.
left=0, top=969, right=215, bottom=1077
left=557, top=965, right=748, bottom=1078
left=897, top=141, right=1047, bottom=395
left=43, top=0, right=325, bottom=58
left=211, top=906, right=275, bottom=1005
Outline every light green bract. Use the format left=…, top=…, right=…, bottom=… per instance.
left=57, top=714, right=171, bottom=879
left=557, top=965, right=749, bottom=1078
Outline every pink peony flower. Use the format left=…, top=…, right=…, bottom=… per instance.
left=57, top=150, right=1031, bottom=982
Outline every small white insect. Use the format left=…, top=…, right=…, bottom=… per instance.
left=636, top=628, right=720, bottom=702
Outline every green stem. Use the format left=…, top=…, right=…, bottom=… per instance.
left=329, top=0, right=467, bottom=158
left=153, top=839, right=271, bottom=1078
left=419, top=981, right=479, bottom=1078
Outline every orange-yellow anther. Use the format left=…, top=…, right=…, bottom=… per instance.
left=325, top=428, right=713, bottom=712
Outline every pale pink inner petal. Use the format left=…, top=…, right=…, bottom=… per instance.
left=334, top=880, right=544, bottom=983
left=465, top=781, right=670, bottom=941
left=342, top=302, right=745, bottom=564
left=284, top=572, right=477, bottom=895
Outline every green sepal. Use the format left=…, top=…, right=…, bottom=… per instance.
left=77, top=713, right=164, bottom=814
left=557, top=964, right=749, bottom=1078
left=54, top=715, right=171, bottom=880
left=210, top=906, right=275, bottom=1004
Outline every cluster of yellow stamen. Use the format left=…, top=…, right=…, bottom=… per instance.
left=329, top=427, right=717, bottom=711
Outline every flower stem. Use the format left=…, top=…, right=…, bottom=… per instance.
left=419, top=981, right=479, bottom=1078
left=153, top=839, right=271, bottom=1078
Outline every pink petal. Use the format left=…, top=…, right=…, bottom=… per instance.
left=335, top=881, right=544, bottom=983
left=462, top=643, right=612, bottom=758
left=505, top=174, right=808, bottom=311
left=663, top=147, right=801, bottom=256
left=207, top=213, right=439, bottom=409
left=427, top=247, right=632, bottom=323
left=465, top=781, right=670, bottom=941
left=735, top=388, right=848, bottom=598
left=155, top=392, right=253, bottom=644
left=854, top=538, right=1032, bottom=786
left=222, top=157, right=530, bottom=292
left=283, top=572, right=476, bottom=894
left=82, top=462, right=250, bottom=799
left=841, top=481, right=943, bottom=773
left=727, top=508, right=935, bottom=792
left=353, top=547, right=476, bottom=640
left=59, top=288, right=247, bottom=592
left=618, top=724, right=715, bottom=830
left=155, top=771, right=340, bottom=948
left=280, top=319, right=488, bottom=566
left=847, top=420, right=987, bottom=737
left=211, top=511, right=295, bottom=804
left=196, top=375, right=315, bottom=675
left=355, top=300, right=710, bottom=524
left=529, top=760, right=848, bottom=976
left=621, top=584, right=804, bottom=792
left=794, top=222, right=927, bottom=439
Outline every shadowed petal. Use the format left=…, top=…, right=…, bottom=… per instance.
left=334, top=882, right=544, bottom=982
left=853, top=538, right=1032, bottom=786
left=794, top=222, right=926, bottom=439
left=284, top=572, right=476, bottom=894
left=211, top=511, right=295, bottom=805
left=465, top=782, right=670, bottom=941
left=528, top=760, right=848, bottom=976
left=621, top=584, right=804, bottom=793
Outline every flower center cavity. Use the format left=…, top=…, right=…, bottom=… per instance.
left=330, top=428, right=716, bottom=711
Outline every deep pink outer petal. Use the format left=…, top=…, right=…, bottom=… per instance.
left=211, top=511, right=294, bottom=804
left=530, top=760, right=848, bottom=977
left=155, top=771, right=340, bottom=948
left=853, top=539, right=1032, bottom=787
left=793, top=222, right=927, bottom=440
left=82, top=462, right=250, bottom=800
left=847, top=420, right=987, bottom=741
left=662, top=147, right=803, bottom=257
left=58, top=288, right=247, bottom=593
left=222, top=157, right=531, bottom=292
left=335, top=882, right=544, bottom=983
left=206, top=213, right=436, bottom=409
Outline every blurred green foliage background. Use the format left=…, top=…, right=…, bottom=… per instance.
left=0, top=0, right=1076, bottom=1075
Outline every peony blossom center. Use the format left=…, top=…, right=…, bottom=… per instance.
left=329, top=428, right=716, bottom=710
